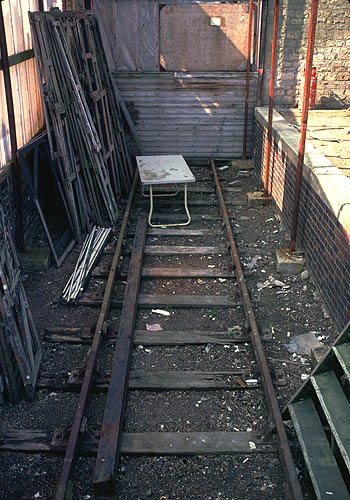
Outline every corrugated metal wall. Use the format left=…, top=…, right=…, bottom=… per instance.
left=115, top=72, right=258, bottom=158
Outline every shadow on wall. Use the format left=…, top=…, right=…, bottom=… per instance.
left=315, top=91, right=349, bottom=110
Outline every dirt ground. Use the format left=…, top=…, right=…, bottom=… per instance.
left=278, top=108, right=350, bottom=176
left=0, top=160, right=339, bottom=500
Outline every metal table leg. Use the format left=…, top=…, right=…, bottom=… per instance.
left=142, top=184, right=178, bottom=198
left=147, top=183, right=191, bottom=228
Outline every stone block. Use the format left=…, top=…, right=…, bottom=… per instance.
left=275, top=248, right=304, bottom=275
left=247, top=192, right=271, bottom=208
left=21, top=247, right=50, bottom=272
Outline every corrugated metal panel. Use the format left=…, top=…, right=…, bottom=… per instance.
left=114, top=72, right=258, bottom=158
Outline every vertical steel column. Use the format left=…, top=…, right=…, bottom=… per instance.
left=38, top=0, right=44, bottom=11
left=242, top=0, right=254, bottom=160
left=0, top=0, right=24, bottom=251
left=263, top=0, right=279, bottom=196
left=289, top=0, right=319, bottom=253
left=257, top=0, right=268, bottom=107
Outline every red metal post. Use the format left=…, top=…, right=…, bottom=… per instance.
left=242, top=0, right=254, bottom=160
left=289, top=0, right=319, bottom=253
left=263, top=0, right=279, bottom=196
left=0, top=0, right=24, bottom=252
left=255, top=0, right=263, bottom=72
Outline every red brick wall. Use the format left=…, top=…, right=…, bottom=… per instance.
left=253, top=119, right=350, bottom=330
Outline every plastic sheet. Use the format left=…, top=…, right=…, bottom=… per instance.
left=94, top=0, right=115, bottom=70
left=115, top=0, right=159, bottom=71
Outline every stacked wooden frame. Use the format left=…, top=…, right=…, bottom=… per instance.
left=29, top=10, right=133, bottom=243
left=0, top=203, right=41, bottom=402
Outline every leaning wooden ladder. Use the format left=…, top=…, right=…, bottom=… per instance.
left=284, top=321, right=350, bottom=499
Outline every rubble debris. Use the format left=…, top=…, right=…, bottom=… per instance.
left=284, top=332, right=324, bottom=356
left=146, top=324, right=163, bottom=331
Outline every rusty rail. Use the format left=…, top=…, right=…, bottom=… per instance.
left=242, top=0, right=254, bottom=160
left=289, top=0, right=319, bottom=253
left=263, top=0, right=279, bottom=197
left=211, top=159, right=303, bottom=500
left=55, top=170, right=138, bottom=500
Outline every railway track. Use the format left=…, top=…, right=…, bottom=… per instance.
left=0, top=160, right=305, bottom=499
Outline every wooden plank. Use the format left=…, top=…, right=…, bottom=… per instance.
left=133, top=330, right=250, bottom=345
left=127, top=245, right=228, bottom=256
left=128, top=371, right=255, bottom=390
left=133, top=228, right=219, bottom=236
left=140, top=267, right=234, bottom=278
left=37, top=370, right=256, bottom=392
left=93, top=266, right=234, bottom=279
left=134, top=199, right=219, bottom=207
left=77, top=293, right=243, bottom=309
left=137, top=186, right=215, bottom=194
left=120, top=431, right=271, bottom=455
left=134, top=199, right=243, bottom=207
left=333, top=343, right=350, bottom=384
left=289, top=399, right=350, bottom=500
left=44, top=329, right=249, bottom=346
left=94, top=217, right=148, bottom=495
left=0, top=429, right=273, bottom=456
left=5, top=49, right=34, bottom=68
left=311, top=371, right=350, bottom=472
left=130, top=214, right=223, bottom=222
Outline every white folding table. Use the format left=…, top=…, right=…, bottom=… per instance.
left=136, top=155, right=196, bottom=227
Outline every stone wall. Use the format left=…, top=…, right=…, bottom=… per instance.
left=262, top=0, right=350, bottom=108
left=253, top=107, right=350, bottom=330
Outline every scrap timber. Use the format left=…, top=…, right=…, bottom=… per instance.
left=0, top=203, right=41, bottom=402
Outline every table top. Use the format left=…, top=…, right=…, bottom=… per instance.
left=136, top=155, right=196, bottom=185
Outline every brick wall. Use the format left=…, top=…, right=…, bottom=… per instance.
left=253, top=107, right=350, bottom=330
left=262, top=0, right=350, bottom=108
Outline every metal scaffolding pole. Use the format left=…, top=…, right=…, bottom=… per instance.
left=242, top=0, right=254, bottom=160
left=0, top=0, right=24, bottom=251
left=289, top=0, right=319, bottom=253
left=263, top=0, right=279, bottom=197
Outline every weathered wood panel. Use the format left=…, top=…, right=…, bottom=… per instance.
left=0, top=0, right=62, bottom=168
left=114, top=72, right=258, bottom=158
